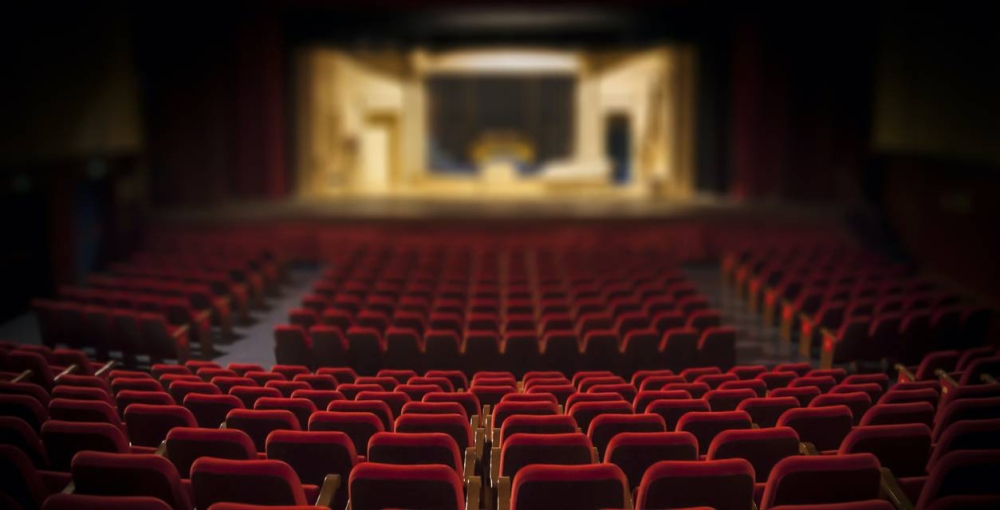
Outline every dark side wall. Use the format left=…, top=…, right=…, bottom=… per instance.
left=868, top=4, right=1000, bottom=303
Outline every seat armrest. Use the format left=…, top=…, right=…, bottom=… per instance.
left=880, top=467, right=915, bottom=510
left=491, top=428, right=500, bottom=446
left=61, top=481, right=76, bottom=494
left=894, top=363, right=916, bottom=383
left=464, top=447, right=477, bottom=479
left=592, top=447, right=600, bottom=463
left=490, top=446, right=501, bottom=488
left=465, top=475, right=481, bottom=510
left=315, top=473, right=341, bottom=509
left=496, top=476, right=511, bottom=510
left=818, top=328, right=837, bottom=369
left=54, top=364, right=79, bottom=382
left=474, top=426, right=486, bottom=461
left=471, top=414, right=481, bottom=430
left=154, top=441, right=167, bottom=456
left=797, top=313, right=814, bottom=359
left=799, top=442, right=819, bottom=456
left=982, top=374, right=998, bottom=385
left=170, top=324, right=190, bottom=339
left=934, top=369, right=958, bottom=389
left=95, top=360, right=117, bottom=377
left=11, top=369, right=32, bottom=383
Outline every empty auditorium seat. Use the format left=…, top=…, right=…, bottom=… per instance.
left=810, top=392, right=872, bottom=425
left=738, top=397, right=800, bottom=428
left=308, top=411, right=384, bottom=455
left=69, top=451, right=191, bottom=510
left=368, top=431, right=464, bottom=475
left=349, top=462, right=468, bottom=510
left=911, top=450, right=1000, bottom=510
left=225, top=409, right=300, bottom=451
left=163, top=428, right=256, bottom=477
left=635, top=458, right=755, bottom=510
left=254, top=397, right=317, bottom=429
left=508, top=464, right=628, bottom=510
left=587, top=413, right=665, bottom=458
left=265, top=430, right=356, bottom=510
left=778, top=405, right=853, bottom=452
left=677, top=410, right=754, bottom=455
left=860, top=402, right=936, bottom=428
left=760, top=453, right=883, bottom=509
left=41, top=421, right=130, bottom=471
left=229, top=386, right=282, bottom=409
left=191, top=457, right=335, bottom=508
left=0, top=444, right=57, bottom=510
left=41, top=494, right=175, bottom=510
left=647, top=398, right=712, bottom=430
left=125, top=404, right=198, bottom=448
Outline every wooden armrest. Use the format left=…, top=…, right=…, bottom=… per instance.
left=751, top=423, right=760, bottom=429
left=315, top=473, right=341, bottom=509
left=982, top=374, right=998, bottom=385
left=880, top=467, right=915, bottom=510
left=94, top=360, right=117, bottom=378
left=894, top=363, right=916, bottom=383
left=496, top=476, right=511, bottom=510
left=482, top=405, right=491, bottom=424
left=465, top=475, right=481, bottom=510
left=219, top=422, right=227, bottom=429
left=935, top=369, right=958, bottom=389
left=471, top=414, right=481, bottom=430
left=474, top=426, right=485, bottom=461
left=195, top=309, right=212, bottom=322
left=490, top=446, right=501, bottom=488
left=818, top=328, right=837, bottom=369
left=799, top=442, right=819, bottom=456
left=11, top=369, right=32, bottom=383
left=61, top=481, right=76, bottom=494
left=154, top=441, right=167, bottom=457
left=53, top=364, right=79, bottom=382
left=592, top=447, right=600, bottom=463
left=491, top=428, right=500, bottom=446
left=751, top=501, right=759, bottom=510
left=170, top=324, right=190, bottom=339
left=464, top=448, right=477, bottom=479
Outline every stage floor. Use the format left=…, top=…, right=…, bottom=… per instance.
left=157, top=193, right=849, bottom=224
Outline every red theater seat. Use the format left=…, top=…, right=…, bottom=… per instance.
left=265, top=430, right=356, bottom=510
left=738, top=397, right=800, bottom=428
left=308, top=411, right=384, bottom=455
left=677, top=411, right=753, bottom=456
left=124, top=404, right=197, bottom=448
left=191, top=458, right=329, bottom=509
left=647, top=398, right=711, bottom=431
left=164, top=428, right=257, bottom=478
left=41, top=494, right=175, bottom=510
left=69, top=451, right=191, bottom=510
left=760, top=453, right=882, bottom=510
left=225, top=409, right=300, bottom=452
left=41, top=421, right=130, bottom=472
left=635, top=458, right=755, bottom=510
left=509, top=464, right=629, bottom=510
left=349, top=463, right=466, bottom=510
left=587, top=413, right=665, bottom=458
left=229, top=386, right=282, bottom=409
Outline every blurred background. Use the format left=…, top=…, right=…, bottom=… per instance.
left=1, top=1, right=998, bottom=322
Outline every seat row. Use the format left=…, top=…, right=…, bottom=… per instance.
left=31, top=301, right=194, bottom=365
left=274, top=324, right=737, bottom=376
left=3, top=358, right=1000, bottom=509
left=724, top=246, right=995, bottom=369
